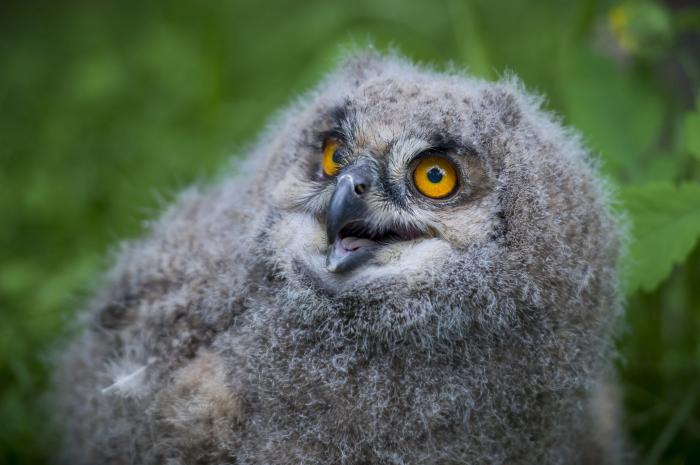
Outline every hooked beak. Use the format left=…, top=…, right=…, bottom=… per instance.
left=325, top=164, right=376, bottom=273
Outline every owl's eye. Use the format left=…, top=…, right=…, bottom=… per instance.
left=322, top=138, right=342, bottom=177
left=412, top=155, right=458, bottom=199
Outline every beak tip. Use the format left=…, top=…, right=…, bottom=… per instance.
left=325, top=244, right=340, bottom=273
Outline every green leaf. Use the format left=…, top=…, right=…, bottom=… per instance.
left=622, top=183, right=700, bottom=294
left=681, top=111, right=700, bottom=161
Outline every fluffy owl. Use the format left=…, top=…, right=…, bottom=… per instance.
left=52, top=52, right=625, bottom=464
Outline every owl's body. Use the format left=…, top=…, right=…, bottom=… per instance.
left=54, top=54, right=624, bottom=464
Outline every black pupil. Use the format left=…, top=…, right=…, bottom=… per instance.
left=427, top=167, right=443, bottom=183
left=332, top=148, right=342, bottom=164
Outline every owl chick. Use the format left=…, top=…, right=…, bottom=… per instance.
left=52, top=53, right=625, bottom=465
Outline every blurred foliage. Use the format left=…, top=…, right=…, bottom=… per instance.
left=622, top=183, right=700, bottom=293
left=0, top=0, right=699, bottom=463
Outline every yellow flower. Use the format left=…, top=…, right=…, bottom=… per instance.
left=609, top=4, right=638, bottom=52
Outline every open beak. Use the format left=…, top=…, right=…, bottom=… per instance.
left=325, top=164, right=377, bottom=273
left=324, top=163, right=427, bottom=273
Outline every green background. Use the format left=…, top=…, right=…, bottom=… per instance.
left=1, top=0, right=699, bottom=463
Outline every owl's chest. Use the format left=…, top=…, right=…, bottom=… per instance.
left=244, top=343, right=479, bottom=448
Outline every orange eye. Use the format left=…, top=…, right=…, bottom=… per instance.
left=322, top=138, right=341, bottom=176
left=412, top=156, right=458, bottom=199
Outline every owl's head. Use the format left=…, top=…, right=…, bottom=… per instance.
left=251, top=53, right=620, bottom=348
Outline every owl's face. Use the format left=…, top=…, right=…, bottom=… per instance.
left=265, top=74, right=500, bottom=284
left=254, top=55, right=607, bottom=344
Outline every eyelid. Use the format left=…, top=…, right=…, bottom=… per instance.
left=410, top=150, right=455, bottom=167
left=319, top=129, right=346, bottom=148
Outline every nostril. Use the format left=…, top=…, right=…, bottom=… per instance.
left=354, top=183, right=367, bottom=195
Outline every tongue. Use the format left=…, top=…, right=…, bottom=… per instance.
left=341, top=236, right=376, bottom=251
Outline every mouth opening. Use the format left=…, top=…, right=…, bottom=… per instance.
left=326, top=221, right=425, bottom=273
left=337, top=222, right=421, bottom=250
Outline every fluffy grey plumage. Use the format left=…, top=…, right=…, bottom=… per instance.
left=52, top=53, right=625, bottom=464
